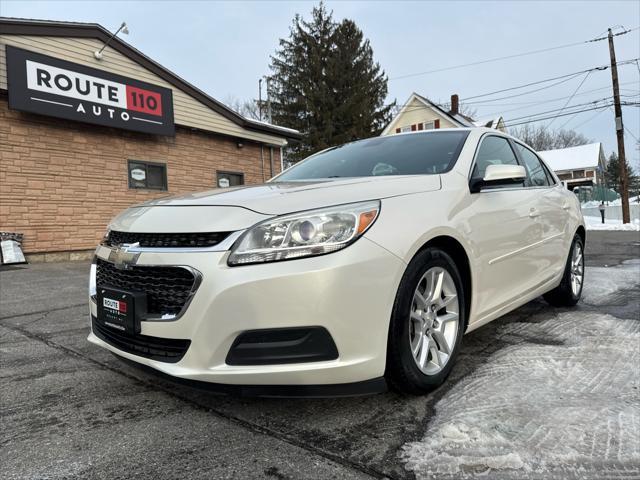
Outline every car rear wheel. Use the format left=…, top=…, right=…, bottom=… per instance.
left=386, top=248, right=465, bottom=395
left=544, top=234, right=585, bottom=307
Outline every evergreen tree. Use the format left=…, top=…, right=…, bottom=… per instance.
left=605, top=151, right=637, bottom=195
left=269, top=3, right=394, bottom=163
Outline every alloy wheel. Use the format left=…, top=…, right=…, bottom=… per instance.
left=570, top=242, right=584, bottom=296
left=409, top=267, right=460, bottom=375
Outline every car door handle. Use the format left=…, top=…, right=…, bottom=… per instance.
left=529, top=208, right=541, bottom=218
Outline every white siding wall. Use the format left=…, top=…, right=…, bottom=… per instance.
left=383, top=98, right=459, bottom=135
left=0, top=35, right=287, bottom=146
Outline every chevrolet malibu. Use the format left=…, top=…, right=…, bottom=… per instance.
left=88, top=128, right=585, bottom=395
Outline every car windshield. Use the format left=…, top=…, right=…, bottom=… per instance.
left=275, top=131, right=470, bottom=181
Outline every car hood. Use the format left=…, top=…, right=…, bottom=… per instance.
left=136, top=175, right=441, bottom=215
left=108, top=176, right=441, bottom=233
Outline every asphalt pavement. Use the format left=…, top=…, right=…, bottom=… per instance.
left=1, top=230, right=639, bottom=480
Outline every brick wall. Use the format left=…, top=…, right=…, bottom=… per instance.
left=0, top=96, right=282, bottom=254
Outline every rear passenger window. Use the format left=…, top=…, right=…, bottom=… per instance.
left=472, top=136, right=519, bottom=179
left=515, top=144, right=551, bottom=187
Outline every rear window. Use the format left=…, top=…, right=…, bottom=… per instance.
left=275, top=131, right=470, bottom=181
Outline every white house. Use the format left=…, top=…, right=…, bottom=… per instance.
left=538, top=143, right=606, bottom=190
left=381, top=92, right=506, bottom=136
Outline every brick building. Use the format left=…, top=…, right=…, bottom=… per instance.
left=0, top=18, right=299, bottom=261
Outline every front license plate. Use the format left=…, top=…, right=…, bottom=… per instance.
left=96, top=287, right=143, bottom=335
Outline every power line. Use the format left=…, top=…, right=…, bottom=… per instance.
left=390, top=27, right=638, bottom=81
left=569, top=107, right=608, bottom=129
left=382, top=74, right=637, bottom=115
left=462, top=72, right=588, bottom=104
left=479, top=90, right=629, bottom=118
left=547, top=71, right=593, bottom=127
left=470, top=82, right=639, bottom=107
left=461, top=58, right=638, bottom=103
left=389, top=72, right=602, bottom=116
left=503, top=103, right=614, bottom=128
left=586, top=26, right=638, bottom=43
left=453, top=82, right=639, bottom=120
left=505, top=98, right=613, bottom=123
left=503, top=101, right=638, bottom=128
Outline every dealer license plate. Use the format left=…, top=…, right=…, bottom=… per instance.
left=96, top=287, right=143, bottom=335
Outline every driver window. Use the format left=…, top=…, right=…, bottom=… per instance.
left=472, top=136, right=519, bottom=179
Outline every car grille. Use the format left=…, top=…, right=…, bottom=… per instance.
left=106, top=230, right=230, bottom=248
left=92, top=316, right=190, bottom=363
left=96, top=259, right=197, bottom=316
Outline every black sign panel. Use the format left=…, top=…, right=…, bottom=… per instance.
left=6, top=45, right=175, bottom=135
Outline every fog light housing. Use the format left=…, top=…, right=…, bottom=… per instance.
left=225, top=327, right=339, bottom=365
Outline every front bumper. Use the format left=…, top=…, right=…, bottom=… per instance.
left=88, top=237, right=405, bottom=387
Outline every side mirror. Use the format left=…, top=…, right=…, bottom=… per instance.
left=470, top=164, right=526, bottom=193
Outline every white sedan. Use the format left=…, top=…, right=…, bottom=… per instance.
left=88, top=128, right=585, bottom=396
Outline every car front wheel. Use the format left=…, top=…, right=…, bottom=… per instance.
left=386, top=248, right=466, bottom=395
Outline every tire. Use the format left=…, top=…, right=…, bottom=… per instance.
left=386, top=248, right=466, bottom=395
left=543, top=234, right=585, bottom=307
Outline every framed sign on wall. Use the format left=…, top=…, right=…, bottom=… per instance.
left=6, top=45, right=175, bottom=136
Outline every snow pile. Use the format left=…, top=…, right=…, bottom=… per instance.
left=609, top=195, right=640, bottom=206
left=582, top=196, right=640, bottom=209
left=400, top=262, right=640, bottom=479
left=584, top=215, right=640, bottom=231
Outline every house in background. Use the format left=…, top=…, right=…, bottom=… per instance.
left=538, top=143, right=606, bottom=191
left=380, top=92, right=505, bottom=136
left=472, top=116, right=506, bottom=131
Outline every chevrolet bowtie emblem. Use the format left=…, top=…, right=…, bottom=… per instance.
left=109, top=242, right=140, bottom=269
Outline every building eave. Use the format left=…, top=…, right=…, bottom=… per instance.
left=0, top=17, right=301, bottom=141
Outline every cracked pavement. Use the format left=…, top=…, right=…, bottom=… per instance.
left=1, top=231, right=639, bottom=479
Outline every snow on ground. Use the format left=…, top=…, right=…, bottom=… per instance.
left=609, top=195, right=640, bottom=206
left=584, top=215, right=640, bottom=231
left=581, top=259, right=640, bottom=305
left=583, top=196, right=640, bottom=209
left=401, top=261, right=640, bottom=479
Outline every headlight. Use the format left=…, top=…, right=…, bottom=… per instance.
left=228, top=200, right=380, bottom=265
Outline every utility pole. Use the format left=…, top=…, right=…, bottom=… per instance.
left=265, top=77, right=272, bottom=124
left=258, top=78, right=263, bottom=122
left=607, top=28, right=630, bottom=223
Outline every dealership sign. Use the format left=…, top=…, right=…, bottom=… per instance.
left=6, top=46, right=175, bottom=135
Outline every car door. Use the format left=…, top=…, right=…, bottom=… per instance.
left=466, top=135, right=544, bottom=321
left=513, top=142, right=567, bottom=277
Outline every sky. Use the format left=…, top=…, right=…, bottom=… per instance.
left=1, top=0, right=639, bottom=168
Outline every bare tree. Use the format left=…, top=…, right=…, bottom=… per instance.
left=509, top=124, right=591, bottom=151
left=459, top=103, right=477, bottom=120
left=223, top=95, right=261, bottom=121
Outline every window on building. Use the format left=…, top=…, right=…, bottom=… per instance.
left=400, top=126, right=412, bottom=133
left=217, top=171, right=244, bottom=188
left=572, top=170, right=585, bottom=178
left=128, top=160, right=168, bottom=190
left=514, top=143, right=551, bottom=187
left=423, top=121, right=435, bottom=130
left=471, top=136, right=519, bottom=180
